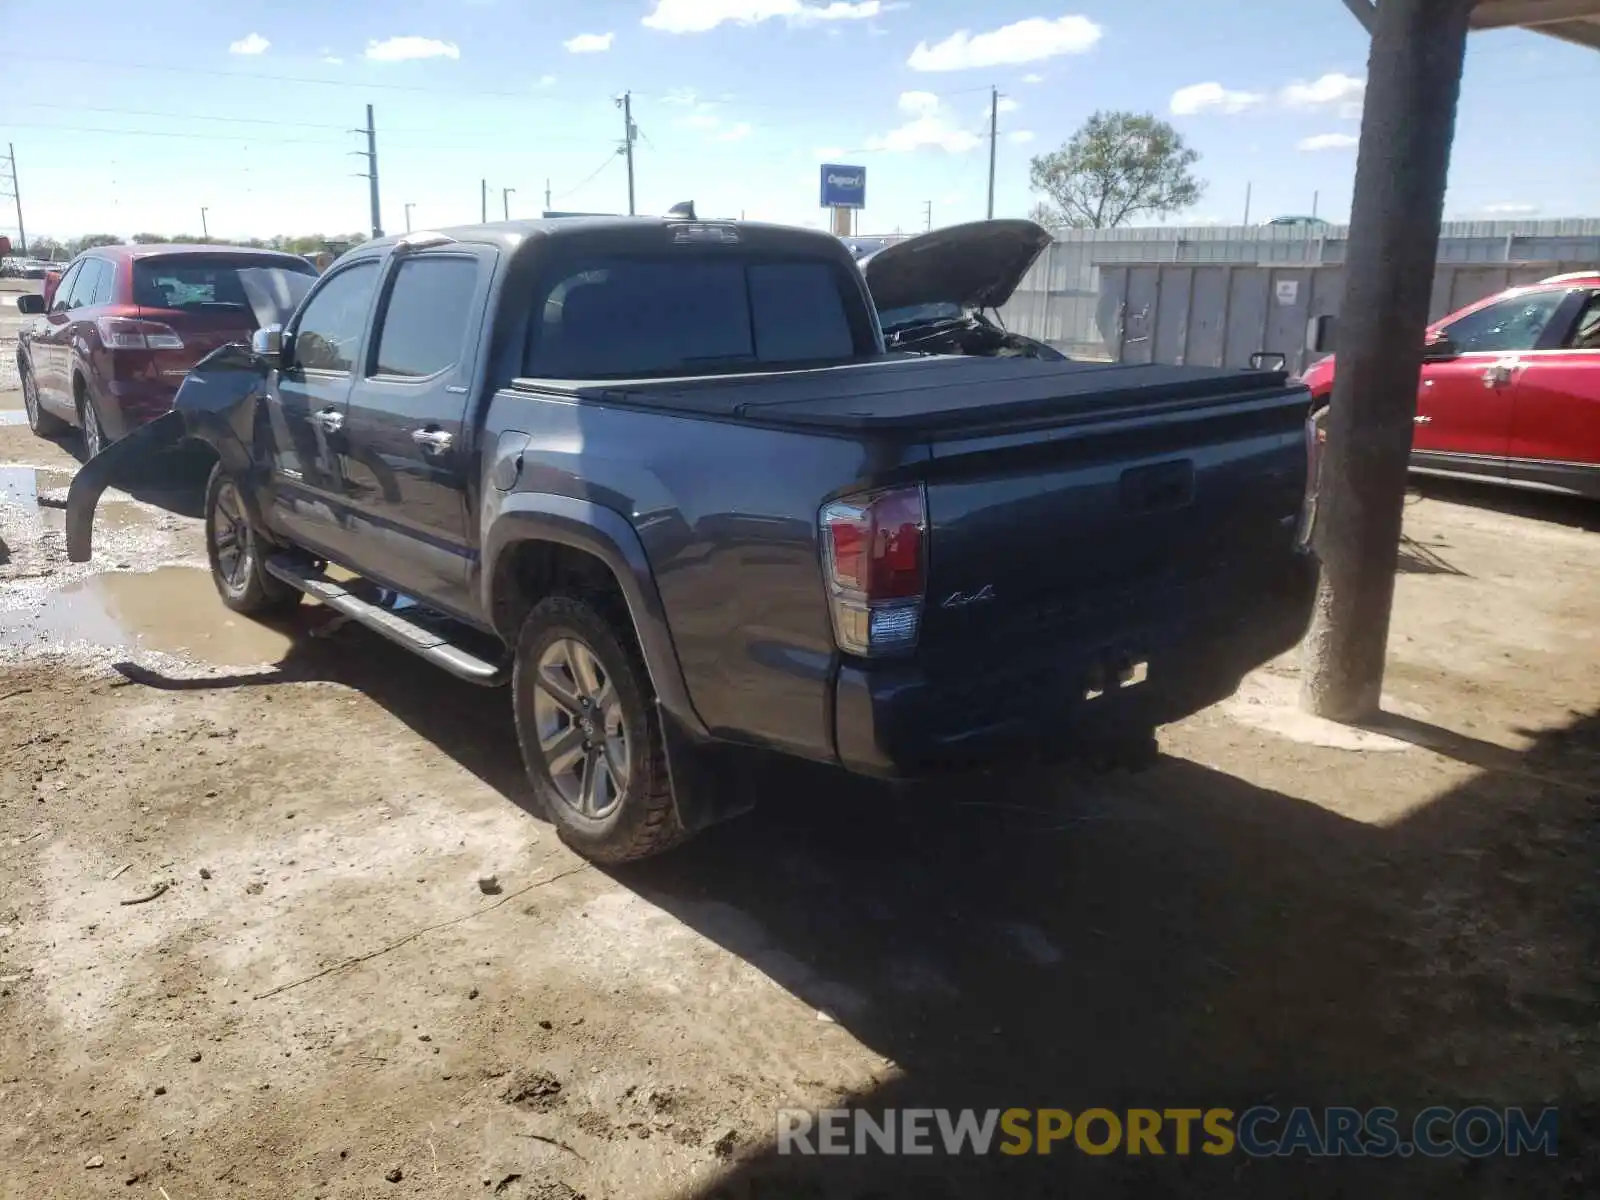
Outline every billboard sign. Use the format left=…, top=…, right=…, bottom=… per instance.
left=820, top=164, right=866, bottom=210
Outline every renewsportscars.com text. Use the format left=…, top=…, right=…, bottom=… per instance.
left=776, top=1106, right=1560, bottom=1158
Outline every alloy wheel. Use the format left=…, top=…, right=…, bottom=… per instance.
left=210, top=479, right=253, bottom=594
left=21, top=365, right=39, bottom=425
left=531, top=637, right=631, bottom=820
left=80, top=394, right=103, bottom=458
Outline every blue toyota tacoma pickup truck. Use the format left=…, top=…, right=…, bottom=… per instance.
left=67, top=216, right=1319, bottom=862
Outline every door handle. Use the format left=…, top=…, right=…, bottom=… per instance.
left=312, top=408, right=344, bottom=434
left=1481, top=363, right=1515, bottom=388
left=1414, top=415, right=1432, bottom=425
left=411, top=427, right=454, bottom=454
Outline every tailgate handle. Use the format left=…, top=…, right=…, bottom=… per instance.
left=1120, top=459, right=1195, bottom=513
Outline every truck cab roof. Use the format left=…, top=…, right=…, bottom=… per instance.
left=351, top=217, right=853, bottom=266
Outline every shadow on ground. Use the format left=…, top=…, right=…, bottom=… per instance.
left=1407, top=477, right=1600, bottom=533
left=118, top=617, right=1600, bottom=1199
left=51, top=436, right=211, bottom=519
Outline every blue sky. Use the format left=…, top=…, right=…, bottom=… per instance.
left=3, top=0, right=1597, bottom=241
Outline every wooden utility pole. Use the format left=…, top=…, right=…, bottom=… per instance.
left=986, top=85, right=998, bottom=220
left=617, top=92, right=637, bottom=216
left=1300, top=0, right=1475, bottom=720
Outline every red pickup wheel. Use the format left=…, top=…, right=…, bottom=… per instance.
left=512, top=594, right=683, bottom=863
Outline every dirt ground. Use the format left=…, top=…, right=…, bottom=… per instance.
left=1, top=387, right=1597, bottom=1199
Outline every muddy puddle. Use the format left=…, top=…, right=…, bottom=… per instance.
left=0, top=566, right=296, bottom=666
left=0, top=464, right=159, bottom=533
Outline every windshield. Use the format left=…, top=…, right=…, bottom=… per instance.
left=878, top=301, right=965, bottom=331
left=134, top=256, right=316, bottom=326
left=525, top=256, right=861, bottom=378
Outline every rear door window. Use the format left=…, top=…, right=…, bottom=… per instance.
left=91, top=260, right=116, bottom=305
left=1564, top=292, right=1600, bottom=350
left=525, top=257, right=858, bottom=378
left=371, top=257, right=480, bottom=378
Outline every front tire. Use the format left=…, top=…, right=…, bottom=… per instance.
left=512, top=594, right=684, bottom=863
left=204, top=464, right=301, bottom=616
left=20, top=358, right=68, bottom=437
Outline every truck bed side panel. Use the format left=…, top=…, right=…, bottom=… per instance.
left=482, top=388, right=885, bottom=763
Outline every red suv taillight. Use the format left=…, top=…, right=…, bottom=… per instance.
left=96, top=317, right=184, bottom=351
left=820, top=485, right=927, bottom=656
left=1296, top=404, right=1328, bottom=550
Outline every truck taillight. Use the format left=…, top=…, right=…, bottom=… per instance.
left=1296, top=404, right=1328, bottom=550
left=96, top=317, right=184, bottom=351
left=820, top=485, right=926, bottom=656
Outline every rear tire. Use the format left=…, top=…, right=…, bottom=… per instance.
left=512, top=594, right=685, bottom=863
left=75, top=377, right=106, bottom=459
left=19, top=358, right=68, bottom=437
left=204, top=464, right=301, bottom=616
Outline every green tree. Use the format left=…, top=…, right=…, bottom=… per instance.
left=130, top=232, right=171, bottom=244
left=1029, top=111, right=1204, bottom=229
left=74, top=233, right=123, bottom=251
left=28, top=236, right=68, bottom=261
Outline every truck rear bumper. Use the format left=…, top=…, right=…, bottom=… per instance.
left=832, top=553, right=1318, bottom=778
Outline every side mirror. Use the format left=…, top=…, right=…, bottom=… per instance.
left=1422, top=331, right=1458, bottom=360
left=15, top=293, right=45, bottom=316
left=1306, top=314, right=1337, bottom=353
left=251, top=324, right=285, bottom=364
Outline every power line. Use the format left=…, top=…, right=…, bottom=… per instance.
left=553, top=153, right=618, bottom=203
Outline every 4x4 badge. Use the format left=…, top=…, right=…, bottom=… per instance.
left=940, top=584, right=995, bottom=609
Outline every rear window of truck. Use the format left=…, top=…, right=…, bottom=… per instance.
left=524, top=257, right=858, bottom=378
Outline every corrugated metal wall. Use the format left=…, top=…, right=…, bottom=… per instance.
left=996, top=218, right=1600, bottom=366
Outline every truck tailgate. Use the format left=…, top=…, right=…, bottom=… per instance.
left=914, top=380, right=1311, bottom=656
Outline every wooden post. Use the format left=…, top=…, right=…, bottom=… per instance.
left=1300, top=0, right=1475, bottom=720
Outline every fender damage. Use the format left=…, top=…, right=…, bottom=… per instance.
left=66, top=344, right=269, bottom=563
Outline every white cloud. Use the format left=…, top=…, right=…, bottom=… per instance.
left=716, top=122, right=754, bottom=142
left=365, top=36, right=460, bottom=61
left=869, top=94, right=981, bottom=153
left=539, top=74, right=558, bottom=87
left=1281, top=72, right=1365, bottom=115
left=320, top=54, right=344, bottom=66
left=1008, top=129, right=1036, bottom=143
left=663, top=87, right=703, bottom=105
left=1297, top=132, right=1358, bottom=151
left=814, top=145, right=847, bottom=160
left=1170, top=81, right=1263, bottom=116
left=984, top=96, right=1020, bottom=117
left=678, top=112, right=723, bottom=130
left=1481, top=202, right=1539, bottom=215
left=563, top=31, right=615, bottom=53
left=642, top=0, right=884, bottom=34
left=899, top=90, right=941, bottom=116
left=908, top=15, right=1101, bottom=72
left=228, top=33, right=270, bottom=55
left=1022, top=72, right=1044, bottom=84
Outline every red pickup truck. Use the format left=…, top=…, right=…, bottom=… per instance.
left=1300, top=271, right=1600, bottom=498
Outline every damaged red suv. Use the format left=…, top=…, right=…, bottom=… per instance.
left=15, top=243, right=317, bottom=455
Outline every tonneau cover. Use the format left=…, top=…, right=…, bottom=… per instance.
left=517, top=356, right=1298, bottom=435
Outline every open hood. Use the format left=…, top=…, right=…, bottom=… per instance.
left=861, top=219, right=1053, bottom=314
